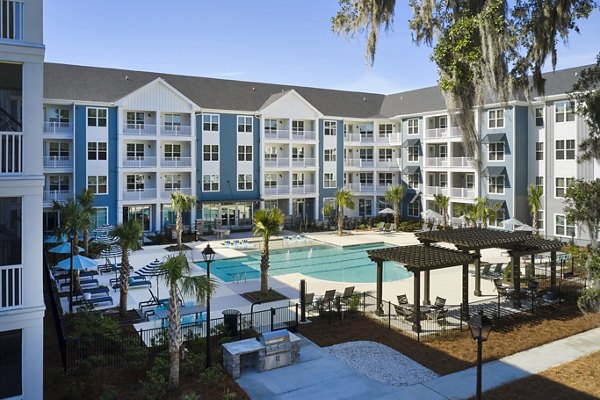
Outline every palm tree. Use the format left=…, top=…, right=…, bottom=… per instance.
left=111, top=220, right=143, bottom=317
left=455, top=203, right=476, bottom=227
left=171, top=192, right=196, bottom=250
left=433, top=194, right=450, bottom=228
left=160, top=253, right=213, bottom=389
left=474, top=197, right=490, bottom=227
left=77, top=188, right=96, bottom=254
left=385, top=185, right=404, bottom=230
left=335, top=188, right=355, bottom=235
left=252, top=208, right=284, bottom=295
left=52, top=197, right=85, bottom=288
left=528, top=184, right=543, bottom=236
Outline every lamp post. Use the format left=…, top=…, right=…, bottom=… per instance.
left=201, top=243, right=216, bottom=368
left=468, top=310, right=493, bottom=400
left=68, top=228, right=77, bottom=314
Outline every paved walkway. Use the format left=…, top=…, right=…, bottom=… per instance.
left=236, top=328, right=600, bottom=399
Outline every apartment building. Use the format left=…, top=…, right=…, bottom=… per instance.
left=40, top=62, right=597, bottom=244
left=0, top=0, right=45, bottom=398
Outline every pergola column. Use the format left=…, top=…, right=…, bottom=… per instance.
left=423, top=270, right=431, bottom=305
left=413, top=270, right=421, bottom=333
left=529, top=253, right=535, bottom=281
left=550, top=251, right=557, bottom=286
left=462, top=262, right=469, bottom=321
left=474, top=249, right=481, bottom=296
left=376, top=259, right=384, bottom=316
left=511, top=254, right=521, bottom=308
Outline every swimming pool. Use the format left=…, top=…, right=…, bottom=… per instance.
left=196, top=243, right=412, bottom=283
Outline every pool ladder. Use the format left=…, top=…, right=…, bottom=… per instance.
left=232, top=271, right=247, bottom=284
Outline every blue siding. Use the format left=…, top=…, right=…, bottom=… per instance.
left=513, top=106, right=530, bottom=222
left=317, top=119, right=343, bottom=219
left=74, top=105, right=87, bottom=194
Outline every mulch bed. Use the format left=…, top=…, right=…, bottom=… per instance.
left=242, top=289, right=288, bottom=303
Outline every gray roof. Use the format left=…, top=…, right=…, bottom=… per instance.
left=43, top=62, right=592, bottom=119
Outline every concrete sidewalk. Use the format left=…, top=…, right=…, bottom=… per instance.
left=236, top=327, right=600, bottom=400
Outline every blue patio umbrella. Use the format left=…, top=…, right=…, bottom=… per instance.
left=49, top=242, right=85, bottom=254
left=56, top=254, right=98, bottom=270
left=44, top=234, right=67, bottom=244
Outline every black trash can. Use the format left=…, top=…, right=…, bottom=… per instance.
left=222, top=309, right=240, bottom=336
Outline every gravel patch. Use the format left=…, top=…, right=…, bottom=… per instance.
left=325, top=341, right=439, bottom=386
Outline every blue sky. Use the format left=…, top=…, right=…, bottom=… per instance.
left=44, top=0, right=600, bottom=94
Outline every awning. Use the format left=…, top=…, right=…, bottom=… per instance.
left=482, top=133, right=506, bottom=144
left=484, top=166, right=506, bottom=177
left=410, top=191, right=422, bottom=203
left=403, top=166, right=420, bottom=175
left=488, top=199, right=506, bottom=208
left=403, top=139, right=420, bottom=147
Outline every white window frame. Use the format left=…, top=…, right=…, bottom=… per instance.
left=87, top=175, right=107, bottom=194
left=87, top=141, right=107, bottom=161
left=408, top=145, right=419, bottom=162
left=535, top=142, right=544, bottom=160
left=264, top=173, right=277, bottom=188
left=324, top=148, right=336, bottom=162
left=555, top=214, right=575, bottom=237
left=535, top=176, right=544, bottom=195
left=555, top=177, right=575, bottom=198
left=378, top=148, right=393, bottom=161
left=202, top=174, right=219, bottom=192
left=323, top=173, right=336, bottom=188
left=535, top=107, right=544, bottom=127
left=238, top=145, right=252, bottom=161
left=378, top=172, right=393, bottom=186
left=126, top=174, right=145, bottom=191
left=408, top=173, right=419, bottom=189
left=555, top=139, right=576, bottom=160
left=164, top=113, right=182, bottom=130
left=292, top=120, right=305, bottom=134
left=203, top=144, right=219, bottom=161
left=488, top=142, right=505, bottom=161
left=536, top=210, right=544, bottom=230
left=408, top=201, right=420, bottom=217
left=265, top=119, right=277, bottom=133
left=488, top=176, right=505, bottom=194
left=488, top=109, right=504, bottom=129
left=555, top=101, right=575, bottom=123
left=237, top=115, right=253, bottom=133
left=87, top=107, right=107, bottom=127
left=237, top=174, right=253, bottom=191
left=378, top=123, right=393, bottom=138
left=202, top=114, right=219, bottom=132
left=292, top=173, right=304, bottom=187
left=324, top=120, right=337, bottom=136
left=164, top=144, right=181, bottom=159
left=126, top=143, right=144, bottom=159
left=164, top=173, right=182, bottom=190
left=407, top=118, right=419, bottom=135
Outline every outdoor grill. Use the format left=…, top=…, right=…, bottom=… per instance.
left=258, top=330, right=292, bottom=371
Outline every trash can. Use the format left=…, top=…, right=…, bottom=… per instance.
left=222, top=309, right=240, bottom=336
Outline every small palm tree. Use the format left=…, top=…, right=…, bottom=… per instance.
left=433, top=194, right=450, bottom=228
left=52, top=197, right=85, bottom=289
left=111, top=220, right=143, bottom=317
left=528, top=184, right=543, bottom=236
left=385, top=185, right=404, bottom=230
left=455, top=203, right=476, bottom=227
left=252, top=208, right=284, bottom=295
left=474, top=197, right=489, bottom=227
left=335, top=188, right=355, bottom=235
left=171, top=192, right=196, bottom=250
left=77, top=188, right=96, bottom=254
left=161, top=253, right=213, bottom=389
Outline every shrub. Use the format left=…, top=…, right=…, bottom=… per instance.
left=180, top=392, right=201, bottom=400
left=138, top=355, right=169, bottom=400
left=198, top=366, right=224, bottom=386
left=578, top=287, right=600, bottom=313
left=348, top=293, right=361, bottom=312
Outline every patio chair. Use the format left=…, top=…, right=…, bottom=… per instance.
left=394, top=304, right=414, bottom=322
left=109, top=274, right=147, bottom=287
left=304, top=292, right=317, bottom=315
left=340, top=286, right=355, bottom=306
left=432, top=296, right=446, bottom=310
left=397, top=294, right=409, bottom=306
left=322, top=289, right=336, bottom=305
left=427, top=308, right=448, bottom=326
left=387, top=223, right=396, bottom=233
left=491, top=263, right=505, bottom=278
left=111, top=278, right=151, bottom=291
left=481, top=264, right=492, bottom=280
left=493, top=278, right=514, bottom=301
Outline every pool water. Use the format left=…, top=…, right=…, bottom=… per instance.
left=196, top=243, right=411, bottom=283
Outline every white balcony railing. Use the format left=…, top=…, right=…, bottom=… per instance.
left=450, top=187, right=476, bottom=198
left=43, top=190, right=70, bottom=203
left=375, top=133, right=402, bottom=144
left=264, top=185, right=290, bottom=195
left=449, top=157, right=475, bottom=168
left=344, top=158, right=375, bottom=168
left=376, top=158, right=401, bottom=169
left=123, top=156, right=156, bottom=168
left=0, top=265, right=22, bottom=309
left=344, top=183, right=375, bottom=193
left=0, top=132, right=22, bottom=174
left=161, top=187, right=192, bottom=199
left=160, top=157, right=192, bottom=168
left=43, top=122, right=73, bottom=134
left=291, top=184, right=317, bottom=194
left=424, top=157, right=449, bottom=167
left=291, top=157, right=316, bottom=168
left=425, top=127, right=462, bottom=139
left=324, top=181, right=337, bottom=189
left=43, top=156, right=72, bottom=168
left=265, top=157, right=289, bottom=168
left=123, top=123, right=157, bottom=136
left=264, top=130, right=290, bottom=140
left=344, top=133, right=375, bottom=143
left=123, top=188, right=157, bottom=200
left=291, top=130, right=317, bottom=140
left=426, top=186, right=449, bottom=196
left=160, top=125, right=192, bottom=137
left=0, top=1, right=23, bottom=41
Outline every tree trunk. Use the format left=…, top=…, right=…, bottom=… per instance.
left=119, top=251, right=130, bottom=317
left=393, top=206, right=399, bottom=230
left=531, top=209, right=538, bottom=236
left=83, top=229, right=89, bottom=255
left=338, top=207, right=343, bottom=235
left=176, top=211, right=183, bottom=250
left=168, top=282, right=181, bottom=389
left=260, top=240, right=270, bottom=295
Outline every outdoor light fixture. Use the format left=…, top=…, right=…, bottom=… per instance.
left=68, top=228, right=77, bottom=314
left=468, top=310, right=493, bottom=400
left=201, top=243, right=216, bottom=368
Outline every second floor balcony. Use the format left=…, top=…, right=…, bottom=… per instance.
left=123, top=123, right=157, bottom=136
left=43, top=122, right=73, bottom=135
left=291, top=184, right=317, bottom=195
left=0, top=132, right=23, bottom=175
left=43, top=156, right=72, bottom=169
left=291, top=130, right=317, bottom=141
left=450, top=187, right=476, bottom=198
left=123, top=156, right=157, bottom=168
left=160, top=187, right=192, bottom=200
left=0, top=264, right=22, bottom=310
left=264, top=129, right=290, bottom=141
left=425, top=186, right=449, bottom=196
left=424, top=157, right=449, bottom=168
left=123, top=188, right=156, bottom=201
left=344, top=158, right=375, bottom=168
left=43, top=190, right=70, bottom=204
left=344, top=182, right=376, bottom=193
left=264, top=157, right=289, bottom=168
left=264, top=185, right=290, bottom=196
left=291, top=157, right=316, bottom=168
left=160, top=157, right=192, bottom=168
left=160, top=125, right=192, bottom=137
left=425, top=127, right=462, bottom=140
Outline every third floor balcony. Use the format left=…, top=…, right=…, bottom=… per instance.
left=43, top=122, right=73, bottom=135
left=425, top=127, right=462, bottom=140
left=43, top=156, right=72, bottom=169
left=123, top=123, right=157, bottom=136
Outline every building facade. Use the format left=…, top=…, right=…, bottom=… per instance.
left=0, top=0, right=45, bottom=398
left=41, top=63, right=598, bottom=245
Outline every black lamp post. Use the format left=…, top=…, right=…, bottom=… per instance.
left=201, top=243, right=216, bottom=368
left=68, top=228, right=77, bottom=314
left=468, top=310, right=493, bottom=400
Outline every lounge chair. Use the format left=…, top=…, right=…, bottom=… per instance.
left=432, top=296, right=446, bottom=310
left=59, top=278, right=98, bottom=291
left=387, top=223, right=397, bottom=233
left=491, top=263, right=504, bottom=278
left=73, top=296, right=113, bottom=307
left=322, top=289, right=336, bottom=304
left=375, top=222, right=385, bottom=232
left=397, top=294, right=409, bottom=306
left=340, top=286, right=355, bottom=306
left=112, top=278, right=151, bottom=291
left=304, top=292, right=318, bottom=315
left=481, top=264, right=492, bottom=280
left=109, top=274, right=147, bottom=287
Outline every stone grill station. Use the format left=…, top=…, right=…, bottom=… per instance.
left=223, top=330, right=301, bottom=379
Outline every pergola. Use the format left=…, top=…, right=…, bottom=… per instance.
left=367, top=244, right=477, bottom=332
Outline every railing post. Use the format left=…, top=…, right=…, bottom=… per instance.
left=295, top=303, right=299, bottom=331
left=388, top=301, right=391, bottom=329
left=270, top=308, right=275, bottom=331
left=363, top=292, right=366, bottom=314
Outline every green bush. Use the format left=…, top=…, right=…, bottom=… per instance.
left=348, top=293, right=361, bottom=312
left=138, top=354, right=170, bottom=400
left=64, top=309, right=120, bottom=339
left=180, top=392, right=200, bottom=400
left=578, top=287, right=600, bottom=313
left=198, top=366, right=224, bottom=386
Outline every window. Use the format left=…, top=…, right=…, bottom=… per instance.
left=0, top=0, right=24, bottom=40
left=87, top=107, right=107, bottom=127
left=378, top=173, right=392, bottom=186
left=164, top=144, right=181, bottom=159
left=408, top=145, right=419, bottom=162
left=488, top=208, right=505, bottom=228
left=265, top=119, right=277, bottom=133
left=87, top=175, right=107, bottom=194
left=292, top=173, right=304, bottom=187
left=264, top=200, right=278, bottom=210
left=359, top=199, right=372, bottom=217
left=536, top=142, right=544, bottom=160
left=47, top=107, right=70, bottom=124
left=202, top=114, right=219, bottom=132
left=535, top=176, right=544, bottom=195
left=407, top=118, right=419, bottom=134
left=292, top=147, right=304, bottom=160
left=323, top=173, right=336, bottom=188
left=126, top=174, right=144, bottom=191
left=324, top=148, right=336, bottom=162
left=264, top=173, right=277, bottom=188
left=87, top=142, right=107, bottom=160
left=378, top=123, right=393, bottom=138
left=126, top=143, right=144, bottom=159
left=555, top=214, right=575, bottom=237
left=488, top=176, right=505, bottom=194
left=164, top=113, right=182, bottom=130
left=488, top=109, right=504, bottom=128
left=555, top=140, right=576, bottom=160
left=0, top=197, right=21, bottom=267
left=48, top=142, right=69, bottom=159
left=238, top=145, right=252, bottom=161
left=203, top=145, right=219, bottom=161
left=408, top=173, right=419, bottom=189
left=536, top=210, right=544, bottom=230
left=237, top=174, right=253, bottom=191
left=466, top=174, right=475, bottom=189
left=555, top=101, right=575, bottom=122
left=93, top=207, right=108, bottom=229
left=265, top=146, right=278, bottom=162
left=359, top=123, right=373, bottom=138
left=379, top=148, right=392, bottom=161
left=203, top=175, right=219, bottom=191
left=488, top=142, right=504, bottom=161
left=324, top=120, right=337, bottom=135
left=124, top=205, right=151, bottom=231
left=359, top=148, right=373, bottom=161
left=164, top=174, right=181, bottom=190
left=359, top=173, right=373, bottom=187
left=555, top=177, right=575, bottom=198
left=126, top=111, right=144, bottom=128
left=408, top=201, right=420, bottom=217
left=48, top=175, right=69, bottom=191
left=292, top=120, right=305, bottom=134
left=535, top=107, right=544, bottom=127
left=0, top=330, right=22, bottom=398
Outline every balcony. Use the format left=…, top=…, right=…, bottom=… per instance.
left=0, top=132, right=22, bottom=174
left=344, top=183, right=375, bottom=193
left=160, top=125, right=191, bottom=137
left=375, top=133, right=402, bottom=144
left=264, top=129, right=290, bottom=141
left=450, top=187, right=476, bottom=198
left=291, top=157, right=316, bottom=168
left=425, top=127, right=462, bottom=140
left=123, top=188, right=157, bottom=201
left=292, top=184, right=316, bottom=195
left=345, top=133, right=374, bottom=144
left=43, top=122, right=73, bottom=134
left=424, top=157, right=449, bottom=167
left=344, top=158, right=375, bottom=168
left=426, top=186, right=449, bottom=196
left=43, top=156, right=72, bottom=169
left=160, top=157, right=192, bottom=168
left=265, top=157, right=289, bottom=168
left=291, top=130, right=317, bottom=141
left=449, top=157, right=475, bottom=168
left=264, top=185, right=290, bottom=195
left=123, top=156, right=156, bottom=168
left=0, top=265, right=22, bottom=309
left=43, top=190, right=70, bottom=203
left=123, top=123, right=157, bottom=136
left=160, top=187, right=192, bottom=200
left=376, top=158, right=401, bottom=169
